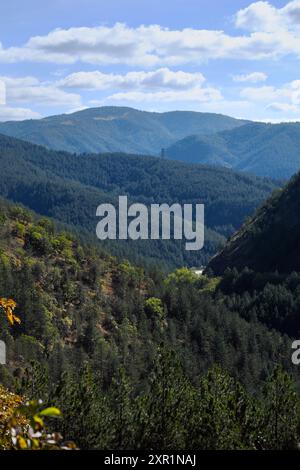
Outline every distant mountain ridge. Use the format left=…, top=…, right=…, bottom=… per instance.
left=3, top=106, right=300, bottom=180
left=166, top=122, right=300, bottom=179
left=0, top=106, right=247, bottom=155
left=0, top=132, right=279, bottom=269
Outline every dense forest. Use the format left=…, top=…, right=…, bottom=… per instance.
left=166, top=122, right=300, bottom=179
left=3, top=0, right=300, bottom=453
left=1, top=125, right=300, bottom=451
left=0, top=106, right=246, bottom=155
left=1, top=197, right=300, bottom=450
left=208, top=167, right=300, bottom=274
left=3, top=106, right=300, bottom=181
left=0, top=133, right=279, bottom=270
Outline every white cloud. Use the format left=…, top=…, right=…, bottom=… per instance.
left=0, top=106, right=41, bottom=121
left=1, top=4, right=300, bottom=67
left=2, top=2, right=300, bottom=122
left=101, top=87, right=222, bottom=104
left=0, top=80, right=6, bottom=105
left=240, top=85, right=284, bottom=101
left=232, top=72, right=267, bottom=83
left=240, top=79, right=300, bottom=115
left=283, top=0, right=300, bottom=25
left=9, top=85, right=81, bottom=107
left=59, top=68, right=206, bottom=91
left=266, top=102, right=300, bottom=113
left=235, top=1, right=281, bottom=32
left=0, top=76, right=82, bottom=108
left=241, top=81, right=300, bottom=102
left=0, top=70, right=221, bottom=117
left=235, top=0, right=300, bottom=33
left=59, top=68, right=221, bottom=108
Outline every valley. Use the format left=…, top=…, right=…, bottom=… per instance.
left=0, top=111, right=300, bottom=451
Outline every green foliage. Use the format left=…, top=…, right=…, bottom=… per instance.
left=144, top=297, right=164, bottom=317
left=0, top=132, right=278, bottom=269
left=189, top=366, right=253, bottom=449
left=45, top=352, right=300, bottom=450
left=0, top=107, right=245, bottom=155
left=208, top=167, right=300, bottom=274
left=166, top=121, right=300, bottom=179
left=217, top=268, right=300, bottom=337
left=165, top=267, right=199, bottom=287
left=259, top=366, right=300, bottom=450
left=0, top=200, right=300, bottom=450
left=5, top=399, right=77, bottom=450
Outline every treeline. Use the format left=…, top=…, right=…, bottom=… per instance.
left=21, top=352, right=300, bottom=450
left=217, top=268, right=300, bottom=338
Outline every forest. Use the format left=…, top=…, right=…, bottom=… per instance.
left=0, top=133, right=279, bottom=270
left=0, top=197, right=300, bottom=450
left=2, top=0, right=300, bottom=456
left=166, top=121, right=300, bottom=179
left=0, top=106, right=246, bottom=155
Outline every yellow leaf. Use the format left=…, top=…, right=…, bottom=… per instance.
left=17, top=436, right=28, bottom=449
left=0, top=297, right=21, bottom=326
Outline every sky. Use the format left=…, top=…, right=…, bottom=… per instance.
left=1, top=0, right=300, bottom=121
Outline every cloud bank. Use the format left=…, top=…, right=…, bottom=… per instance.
left=0, top=2, right=300, bottom=66
left=1, top=1, right=300, bottom=121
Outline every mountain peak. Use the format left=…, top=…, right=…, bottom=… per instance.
left=0, top=106, right=246, bottom=155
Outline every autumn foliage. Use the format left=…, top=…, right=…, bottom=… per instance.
left=0, top=298, right=21, bottom=326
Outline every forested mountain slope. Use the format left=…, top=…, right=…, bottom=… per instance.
left=0, top=133, right=279, bottom=269
left=207, top=169, right=300, bottom=274
left=0, top=198, right=299, bottom=450
left=0, top=107, right=246, bottom=155
left=166, top=122, right=300, bottom=179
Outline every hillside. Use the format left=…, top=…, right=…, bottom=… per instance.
left=0, top=107, right=246, bottom=155
left=207, top=170, right=300, bottom=274
left=166, top=122, right=300, bottom=179
left=0, top=133, right=279, bottom=268
left=0, top=198, right=298, bottom=450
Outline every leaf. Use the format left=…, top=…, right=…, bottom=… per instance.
left=0, top=297, right=21, bottom=326
left=33, top=414, right=44, bottom=428
left=39, top=407, right=62, bottom=418
left=17, top=436, right=28, bottom=449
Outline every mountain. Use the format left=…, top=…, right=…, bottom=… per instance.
left=4, top=108, right=300, bottom=180
left=166, top=122, right=300, bottom=179
left=0, top=106, right=247, bottom=155
left=207, top=169, right=300, bottom=274
left=0, top=133, right=279, bottom=269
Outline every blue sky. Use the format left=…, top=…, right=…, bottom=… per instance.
left=0, top=0, right=300, bottom=121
